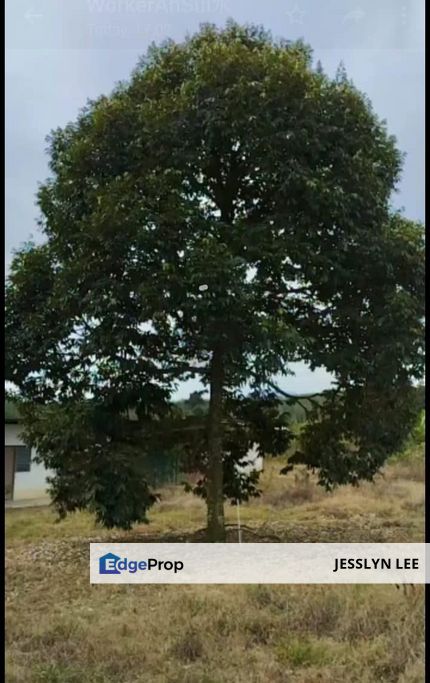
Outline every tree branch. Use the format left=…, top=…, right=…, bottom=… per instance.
left=263, top=379, right=336, bottom=415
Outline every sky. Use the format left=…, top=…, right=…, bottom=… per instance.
left=5, top=0, right=425, bottom=398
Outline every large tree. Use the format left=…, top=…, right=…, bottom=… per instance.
left=6, top=23, right=424, bottom=540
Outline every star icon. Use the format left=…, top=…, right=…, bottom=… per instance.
left=285, top=4, right=306, bottom=25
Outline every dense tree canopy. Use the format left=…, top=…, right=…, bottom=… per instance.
left=6, top=23, right=424, bottom=539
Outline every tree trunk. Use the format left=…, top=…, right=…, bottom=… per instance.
left=206, top=345, right=226, bottom=542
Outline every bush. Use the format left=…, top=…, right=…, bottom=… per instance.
left=410, top=410, right=425, bottom=445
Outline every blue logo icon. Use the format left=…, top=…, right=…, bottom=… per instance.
left=99, top=552, right=121, bottom=574
left=97, top=552, right=184, bottom=575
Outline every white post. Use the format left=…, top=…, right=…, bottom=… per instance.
left=236, top=499, right=242, bottom=543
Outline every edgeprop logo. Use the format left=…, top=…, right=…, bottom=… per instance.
left=99, top=552, right=184, bottom=575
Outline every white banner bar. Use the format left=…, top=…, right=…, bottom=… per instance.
left=90, top=543, right=428, bottom=584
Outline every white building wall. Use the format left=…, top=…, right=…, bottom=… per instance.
left=5, top=425, right=262, bottom=501
left=5, top=423, right=51, bottom=500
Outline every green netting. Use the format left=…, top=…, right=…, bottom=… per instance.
left=142, top=451, right=182, bottom=486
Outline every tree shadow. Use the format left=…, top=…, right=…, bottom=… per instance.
left=107, top=524, right=282, bottom=544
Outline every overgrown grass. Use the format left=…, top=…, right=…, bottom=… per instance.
left=6, top=445, right=424, bottom=546
left=5, top=445, right=424, bottom=682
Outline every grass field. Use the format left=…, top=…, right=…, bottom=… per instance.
left=5, top=447, right=425, bottom=682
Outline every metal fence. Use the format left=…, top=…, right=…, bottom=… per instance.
left=142, top=451, right=182, bottom=487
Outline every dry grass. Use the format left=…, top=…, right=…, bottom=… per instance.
left=5, top=448, right=425, bottom=682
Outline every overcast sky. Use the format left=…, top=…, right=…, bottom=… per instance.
left=5, top=0, right=424, bottom=398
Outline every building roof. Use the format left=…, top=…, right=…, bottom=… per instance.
left=5, top=400, right=21, bottom=423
